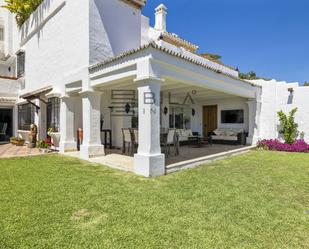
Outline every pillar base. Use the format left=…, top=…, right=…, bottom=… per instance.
left=134, top=153, right=165, bottom=177
left=59, top=141, right=77, bottom=153
left=80, top=144, right=105, bottom=160
left=247, top=136, right=260, bottom=145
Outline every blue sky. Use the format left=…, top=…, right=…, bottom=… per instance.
left=142, top=0, right=309, bottom=84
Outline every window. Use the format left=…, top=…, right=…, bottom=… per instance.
left=47, top=97, right=60, bottom=132
left=0, top=27, right=4, bottom=41
left=221, top=110, right=244, bottom=124
left=17, top=51, right=25, bottom=78
left=169, top=106, right=184, bottom=129
left=18, top=103, right=35, bottom=130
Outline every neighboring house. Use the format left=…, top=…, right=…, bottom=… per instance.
left=0, top=0, right=308, bottom=176
left=0, top=2, right=21, bottom=142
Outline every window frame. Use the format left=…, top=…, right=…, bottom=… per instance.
left=169, top=106, right=184, bottom=129
left=47, top=97, right=60, bottom=132
left=0, top=26, right=4, bottom=41
left=18, top=103, right=35, bottom=131
left=17, top=51, right=25, bottom=78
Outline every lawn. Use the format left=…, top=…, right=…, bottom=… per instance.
left=0, top=151, right=308, bottom=249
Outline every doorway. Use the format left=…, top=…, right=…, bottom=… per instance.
left=0, top=108, right=13, bottom=142
left=203, top=105, right=218, bottom=137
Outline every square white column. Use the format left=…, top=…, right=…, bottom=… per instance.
left=80, top=91, right=105, bottom=159
left=59, top=96, right=77, bottom=153
left=247, top=98, right=261, bottom=145
left=38, top=99, right=47, bottom=140
left=134, top=79, right=165, bottom=177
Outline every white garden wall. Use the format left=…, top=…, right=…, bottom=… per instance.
left=252, top=79, right=309, bottom=143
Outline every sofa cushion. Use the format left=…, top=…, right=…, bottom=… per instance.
left=212, top=135, right=238, bottom=141
left=232, top=128, right=243, bottom=134
left=214, top=128, right=244, bottom=136
left=176, top=129, right=182, bottom=137
left=225, top=130, right=235, bottom=136
left=213, top=129, right=223, bottom=136
left=184, top=129, right=193, bottom=137
left=178, top=136, right=187, bottom=142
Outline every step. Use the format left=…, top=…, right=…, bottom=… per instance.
left=165, top=145, right=256, bottom=174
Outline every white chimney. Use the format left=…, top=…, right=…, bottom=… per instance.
left=154, top=4, right=167, bottom=32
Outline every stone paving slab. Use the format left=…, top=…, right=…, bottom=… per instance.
left=65, top=150, right=134, bottom=172
left=0, top=143, right=43, bottom=158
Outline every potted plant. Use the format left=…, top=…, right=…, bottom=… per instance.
left=10, top=137, right=25, bottom=146
left=37, top=139, right=50, bottom=153
left=47, top=128, right=60, bottom=150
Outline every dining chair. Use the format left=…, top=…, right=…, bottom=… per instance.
left=122, top=128, right=133, bottom=155
left=161, top=128, right=177, bottom=157
left=132, top=128, right=139, bottom=153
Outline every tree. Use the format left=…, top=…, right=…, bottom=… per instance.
left=2, top=0, right=43, bottom=27
left=239, top=70, right=271, bottom=81
left=200, top=53, right=222, bottom=62
left=277, top=108, right=299, bottom=144
left=239, top=71, right=257, bottom=80
left=304, top=82, right=309, bottom=86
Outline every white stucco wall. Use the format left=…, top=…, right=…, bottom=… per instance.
left=20, top=0, right=144, bottom=91
left=252, top=79, right=309, bottom=143
left=100, top=90, right=133, bottom=148
left=20, top=0, right=90, bottom=94
left=290, top=87, right=309, bottom=142
left=141, top=15, right=150, bottom=46
left=198, top=97, right=249, bottom=132
left=90, top=0, right=142, bottom=65
left=0, top=62, right=16, bottom=77
left=0, top=78, right=20, bottom=97
left=0, top=0, right=19, bottom=56
left=0, top=0, right=18, bottom=79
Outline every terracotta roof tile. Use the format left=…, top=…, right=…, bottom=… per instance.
left=89, top=42, right=259, bottom=87
left=161, top=32, right=199, bottom=53
left=121, top=0, right=146, bottom=8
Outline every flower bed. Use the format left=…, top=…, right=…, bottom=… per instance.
left=257, top=139, right=309, bottom=153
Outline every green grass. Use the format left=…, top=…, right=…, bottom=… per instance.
left=0, top=151, right=308, bottom=249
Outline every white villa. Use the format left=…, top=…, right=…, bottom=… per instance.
left=0, top=0, right=308, bottom=176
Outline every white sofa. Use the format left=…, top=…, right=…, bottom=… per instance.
left=211, top=128, right=247, bottom=145
left=176, top=129, right=194, bottom=142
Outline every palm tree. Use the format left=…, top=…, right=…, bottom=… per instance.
left=2, top=0, right=43, bottom=27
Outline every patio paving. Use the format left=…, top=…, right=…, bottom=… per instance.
left=165, top=144, right=245, bottom=166
left=65, top=144, right=245, bottom=173
left=1, top=142, right=246, bottom=173
left=0, top=142, right=246, bottom=173
left=0, top=143, right=43, bottom=158
left=65, top=150, right=134, bottom=172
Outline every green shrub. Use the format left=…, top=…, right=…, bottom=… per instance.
left=37, top=140, right=49, bottom=149
left=277, top=108, right=299, bottom=144
left=2, top=0, right=43, bottom=27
